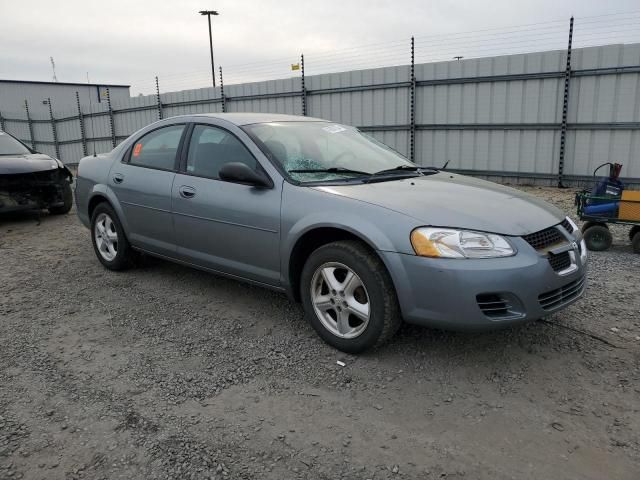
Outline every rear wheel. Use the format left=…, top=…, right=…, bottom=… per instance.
left=583, top=223, right=612, bottom=251
left=629, top=226, right=640, bottom=242
left=90, top=203, right=135, bottom=270
left=49, top=181, right=73, bottom=215
left=300, top=240, right=401, bottom=353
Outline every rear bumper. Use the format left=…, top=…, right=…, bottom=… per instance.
left=74, top=178, right=91, bottom=228
left=379, top=237, right=587, bottom=331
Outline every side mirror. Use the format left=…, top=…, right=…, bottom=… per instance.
left=218, top=162, right=271, bottom=188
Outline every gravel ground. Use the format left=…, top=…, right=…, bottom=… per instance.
left=1, top=185, right=639, bottom=480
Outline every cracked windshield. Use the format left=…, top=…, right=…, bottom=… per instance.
left=243, top=121, right=414, bottom=182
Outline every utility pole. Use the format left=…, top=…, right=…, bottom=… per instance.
left=558, top=16, right=574, bottom=188
left=199, top=10, right=219, bottom=88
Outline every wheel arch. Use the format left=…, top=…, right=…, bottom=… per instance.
left=86, top=186, right=130, bottom=235
left=286, top=225, right=392, bottom=303
left=88, top=193, right=110, bottom=219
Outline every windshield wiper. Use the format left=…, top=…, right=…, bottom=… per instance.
left=372, top=165, right=440, bottom=175
left=288, top=167, right=370, bottom=176
left=289, top=165, right=437, bottom=184
left=364, top=165, right=437, bottom=183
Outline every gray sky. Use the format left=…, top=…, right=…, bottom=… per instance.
left=2, top=0, right=640, bottom=94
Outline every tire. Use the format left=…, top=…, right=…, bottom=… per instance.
left=49, top=181, right=73, bottom=215
left=300, top=240, right=402, bottom=353
left=90, top=202, right=135, bottom=270
left=583, top=224, right=612, bottom=252
left=632, top=231, right=640, bottom=254
left=629, top=226, right=640, bottom=242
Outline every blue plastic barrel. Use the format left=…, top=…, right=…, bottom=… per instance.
left=584, top=201, right=619, bottom=217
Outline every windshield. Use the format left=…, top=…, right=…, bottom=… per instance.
left=242, top=121, right=414, bottom=183
left=0, top=132, right=31, bottom=155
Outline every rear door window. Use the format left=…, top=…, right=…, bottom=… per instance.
left=129, top=125, right=185, bottom=170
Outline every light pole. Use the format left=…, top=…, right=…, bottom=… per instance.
left=199, top=10, right=219, bottom=88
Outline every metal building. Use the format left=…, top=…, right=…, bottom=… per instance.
left=0, top=79, right=130, bottom=113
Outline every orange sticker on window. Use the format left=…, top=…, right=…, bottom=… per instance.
left=133, top=143, right=143, bottom=157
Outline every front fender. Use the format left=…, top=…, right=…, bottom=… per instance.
left=280, top=183, right=419, bottom=292
left=284, top=212, right=398, bottom=255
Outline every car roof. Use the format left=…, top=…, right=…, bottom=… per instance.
left=187, top=112, right=329, bottom=126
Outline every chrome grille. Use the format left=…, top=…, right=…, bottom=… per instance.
left=538, top=276, right=586, bottom=311
left=522, top=226, right=565, bottom=250
left=522, top=220, right=575, bottom=251
left=548, top=251, right=572, bottom=272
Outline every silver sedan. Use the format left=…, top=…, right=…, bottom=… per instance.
left=75, top=113, right=587, bottom=353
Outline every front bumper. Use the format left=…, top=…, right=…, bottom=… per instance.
left=0, top=170, right=67, bottom=213
left=0, top=187, right=66, bottom=213
left=379, top=236, right=587, bottom=331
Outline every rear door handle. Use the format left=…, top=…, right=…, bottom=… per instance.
left=179, top=185, right=196, bottom=199
left=113, top=173, right=124, bottom=184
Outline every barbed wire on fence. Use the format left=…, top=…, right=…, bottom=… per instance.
left=118, top=11, right=640, bottom=94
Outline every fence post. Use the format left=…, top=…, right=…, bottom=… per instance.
left=155, top=76, right=163, bottom=120
left=75, top=92, right=88, bottom=157
left=24, top=100, right=35, bottom=150
left=409, top=36, right=416, bottom=163
left=47, top=97, right=61, bottom=160
left=558, top=16, right=574, bottom=188
left=219, top=66, right=226, bottom=113
left=301, top=54, right=307, bottom=116
left=0, top=110, right=5, bottom=132
left=106, top=88, right=116, bottom=148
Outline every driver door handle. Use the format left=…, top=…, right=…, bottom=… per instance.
left=113, top=173, right=124, bottom=184
left=179, top=185, right=196, bottom=199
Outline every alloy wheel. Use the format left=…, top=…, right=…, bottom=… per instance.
left=94, top=212, right=118, bottom=261
left=310, top=262, right=370, bottom=339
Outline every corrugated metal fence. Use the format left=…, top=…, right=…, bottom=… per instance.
left=1, top=42, right=639, bottom=186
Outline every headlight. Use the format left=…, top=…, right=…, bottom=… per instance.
left=410, top=227, right=515, bottom=259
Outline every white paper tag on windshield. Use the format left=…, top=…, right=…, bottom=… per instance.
left=322, top=124, right=346, bottom=134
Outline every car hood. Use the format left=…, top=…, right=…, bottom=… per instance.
left=0, top=154, right=61, bottom=175
left=312, top=172, right=565, bottom=236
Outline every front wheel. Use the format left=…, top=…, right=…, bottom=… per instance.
left=300, top=240, right=401, bottom=353
left=49, top=181, right=73, bottom=215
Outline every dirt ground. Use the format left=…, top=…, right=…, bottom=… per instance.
left=1, top=185, right=639, bottom=480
